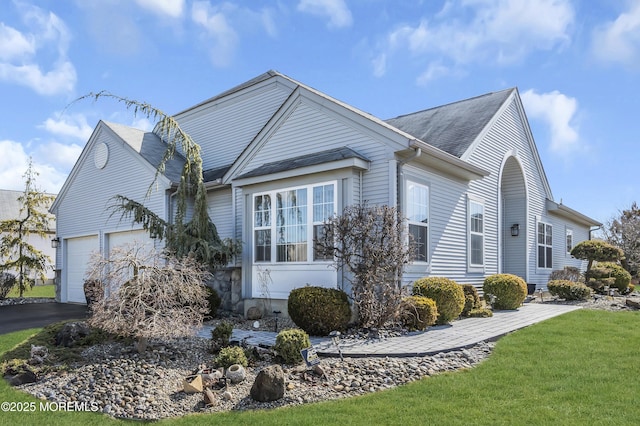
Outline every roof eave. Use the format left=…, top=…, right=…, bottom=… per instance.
left=546, top=199, right=602, bottom=227
left=409, top=140, right=490, bottom=181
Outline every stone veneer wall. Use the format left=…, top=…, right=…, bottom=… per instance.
left=207, top=267, right=243, bottom=314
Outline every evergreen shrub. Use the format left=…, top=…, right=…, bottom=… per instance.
left=412, top=277, right=465, bottom=324
left=547, top=280, right=592, bottom=301
left=288, top=286, right=351, bottom=336
left=398, top=295, right=438, bottom=331
left=483, top=274, right=527, bottom=310
left=274, top=329, right=311, bottom=365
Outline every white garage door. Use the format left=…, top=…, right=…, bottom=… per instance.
left=107, top=229, right=152, bottom=253
left=65, top=235, right=99, bottom=303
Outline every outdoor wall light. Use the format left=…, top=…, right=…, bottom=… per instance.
left=510, top=224, right=520, bottom=237
left=51, top=237, right=60, bottom=248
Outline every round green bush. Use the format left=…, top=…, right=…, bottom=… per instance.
left=211, top=321, right=233, bottom=345
left=547, top=280, right=592, bottom=301
left=398, top=296, right=438, bottom=331
left=590, top=262, right=631, bottom=293
left=412, top=277, right=465, bottom=324
left=288, top=286, right=351, bottom=336
left=461, top=284, right=481, bottom=316
left=274, top=328, right=311, bottom=365
left=483, top=274, right=527, bottom=310
left=214, top=346, right=248, bottom=368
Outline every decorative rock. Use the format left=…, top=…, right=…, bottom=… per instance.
left=30, top=345, right=49, bottom=364
left=250, top=365, right=285, bottom=402
left=246, top=306, right=263, bottom=320
left=7, top=369, right=37, bottom=386
left=55, top=321, right=91, bottom=347
left=225, top=364, right=246, bottom=384
left=625, top=298, right=640, bottom=309
left=222, top=391, right=233, bottom=400
left=313, top=364, right=327, bottom=377
left=182, top=375, right=203, bottom=393
left=203, top=388, right=216, bottom=406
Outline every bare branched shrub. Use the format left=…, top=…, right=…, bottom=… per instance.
left=85, top=244, right=210, bottom=352
left=315, top=204, right=415, bottom=328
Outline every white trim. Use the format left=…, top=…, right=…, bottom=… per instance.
left=536, top=219, right=553, bottom=270
left=251, top=180, right=337, bottom=265
left=467, top=194, right=485, bottom=272
left=405, top=179, right=430, bottom=264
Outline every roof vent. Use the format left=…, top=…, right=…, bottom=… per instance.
left=94, top=142, right=109, bottom=169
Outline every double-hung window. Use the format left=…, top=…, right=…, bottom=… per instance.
left=407, top=181, right=429, bottom=262
left=469, top=200, right=484, bottom=267
left=537, top=221, right=553, bottom=269
left=253, top=182, right=336, bottom=263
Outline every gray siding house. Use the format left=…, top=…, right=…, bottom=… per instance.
left=50, top=71, right=600, bottom=313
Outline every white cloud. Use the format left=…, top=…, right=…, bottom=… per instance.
left=297, top=0, right=353, bottom=29
left=135, top=0, right=185, bottom=18
left=592, top=2, right=640, bottom=68
left=131, top=117, right=154, bottom=132
left=40, top=113, right=93, bottom=141
left=0, top=22, right=34, bottom=61
left=0, top=3, right=76, bottom=95
left=0, top=139, right=70, bottom=193
left=416, top=62, right=451, bottom=86
left=191, top=1, right=239, bottom=67
left=373, top=0, right=573, bottom=78
left=35, top=140, right=83, bottom=172
left=521, top=89, right=580, bottom=154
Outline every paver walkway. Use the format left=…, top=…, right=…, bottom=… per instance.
left=199, top=303, right=581, bottom=358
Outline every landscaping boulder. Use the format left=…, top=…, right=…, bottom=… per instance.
left=626, top=298, right=640, bottom=309
left=250, top=365, right=285, bottom=402
left=55, top=321, right=91, bottom=347
left=246, top=306, right=262, bottom=320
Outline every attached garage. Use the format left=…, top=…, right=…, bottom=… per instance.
left=106, top=229, right=152, bottom=253
left=64, top=235, right=98, bottom=303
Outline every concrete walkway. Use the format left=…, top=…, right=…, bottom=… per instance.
left=199, top=303, right=581, bottom=358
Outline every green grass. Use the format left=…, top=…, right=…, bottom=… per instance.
left=6, top=284, right=55, bottom=298
left=2, top=309, right=640, bottom=425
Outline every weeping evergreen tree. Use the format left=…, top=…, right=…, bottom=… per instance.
left=75, top=92, right=240, bottom=269
left=0, top=160, right=55, bottom=297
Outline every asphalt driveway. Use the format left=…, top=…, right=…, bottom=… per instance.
left=0, top=303, right=88, bottom=334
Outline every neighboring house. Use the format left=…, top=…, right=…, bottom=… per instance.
left=50, top=70, right=600, bottom=312
left=0, top=189, right=56, bottom=285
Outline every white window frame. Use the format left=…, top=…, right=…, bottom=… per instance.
left=468, top=197, right=485, bottom=269
left=406, top=180, right=430, bottom=263
left=537, top=220, right=553, bottom=269
left=252, top=181, right=336, bottom=264
left=566, top=228, right=573, bottom=255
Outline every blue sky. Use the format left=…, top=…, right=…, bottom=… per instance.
left=0, top=0, right=638, bottom=226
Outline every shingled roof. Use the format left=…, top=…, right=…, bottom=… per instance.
left=236, top=147, right=370, bottom=179
left=385, top=88, right=515, bottom=158
left=104, top=121, right=185, bottom=183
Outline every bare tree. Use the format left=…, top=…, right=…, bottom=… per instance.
left=604, top=202, right=640, bottom=278
left=86, top=244, right=210, bottom=352
left=315, top=204, right=415, bottom=328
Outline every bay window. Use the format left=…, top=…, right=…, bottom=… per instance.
left=253, top=182, right=336, bottom=263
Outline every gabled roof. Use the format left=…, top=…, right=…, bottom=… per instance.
left=236, top=147, right=370, bottom=179
left=104, top=121, right=185, bottom=183
left=385, top=89, right=515, bottom=158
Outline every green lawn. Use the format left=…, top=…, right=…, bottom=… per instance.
left=2, top=309, right=640, bottom=425
left=6, top=284, right=55, bottom=298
